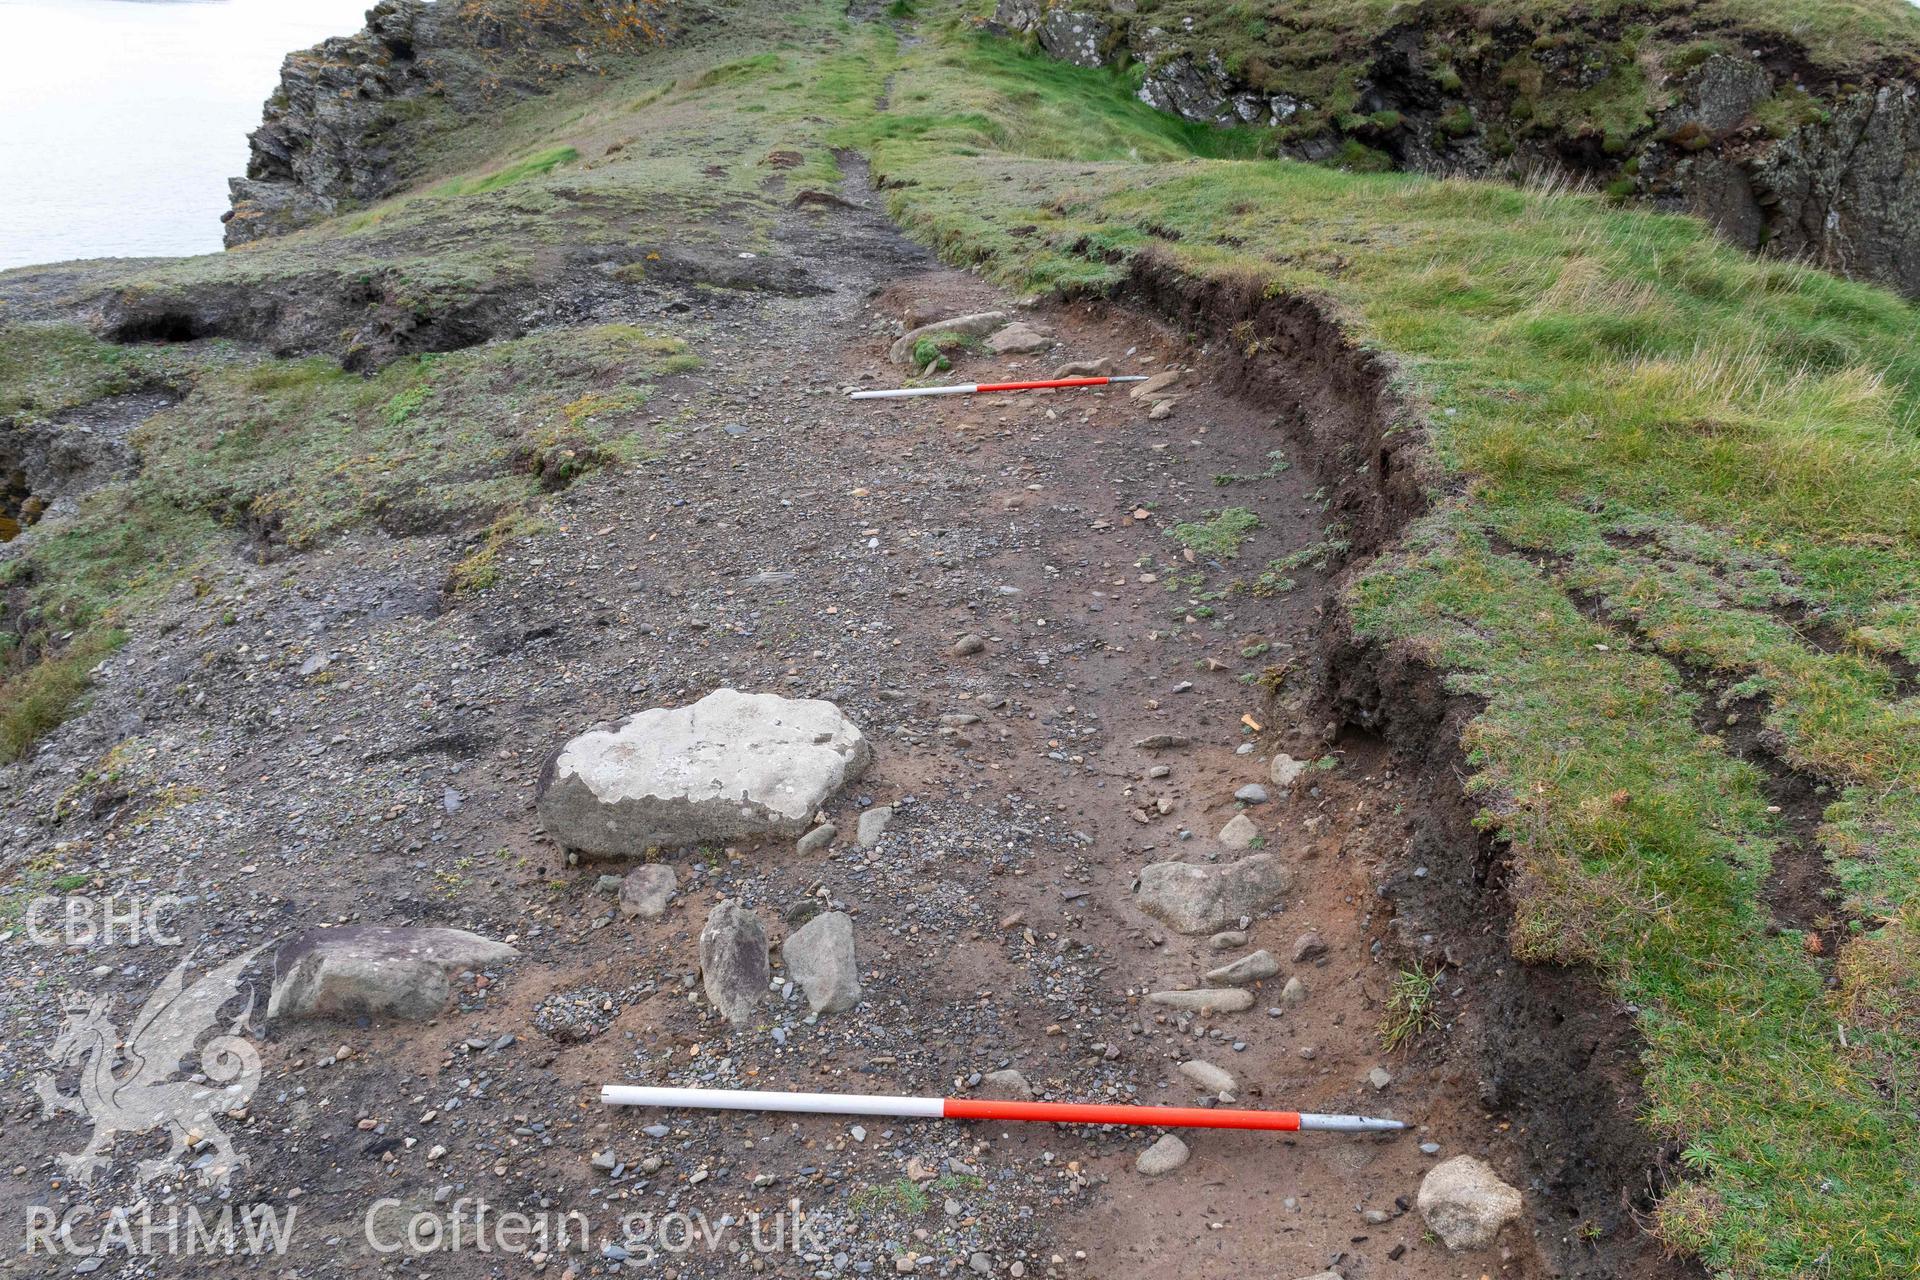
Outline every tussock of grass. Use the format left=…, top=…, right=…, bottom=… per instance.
left=1380, top=965, right=1442, bottom=1052
left=1168, top=508, right=1260, bottom=559
left=693, top=52, right=783, bottom=87
left=0, top=628, right=124, bottom=764
left=0, top=323, right=162, bottom=417
left=133, top=323, right=688, bottom=549
left=849, top=1178, right=930, bottom=1216
left=449, top=511, right=550, bottom=595
left=909, top=335, right=951, bottom=371
left=430, top=145, right=580, bottom=197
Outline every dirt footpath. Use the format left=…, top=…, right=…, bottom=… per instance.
left=0, top=165, right=1665, bottom=1280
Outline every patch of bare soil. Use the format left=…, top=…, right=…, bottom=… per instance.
left=0, top=162, right=1688, bottom=1280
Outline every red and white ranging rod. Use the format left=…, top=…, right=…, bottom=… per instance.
left=848, top=375, right=1149, bottom=400
left=601, top=1085, right=1406, bottom=1134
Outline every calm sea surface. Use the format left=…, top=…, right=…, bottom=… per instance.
left=0, top=0, right=372, bottom=271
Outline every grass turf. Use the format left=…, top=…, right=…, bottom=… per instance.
left=0, top=323, right=694, bottom=759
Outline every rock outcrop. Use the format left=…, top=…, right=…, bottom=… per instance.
left=227, top=0, right=687, bottom=246
left=0, top=392, right=167, bottom=538
left=1697, top=78, right=1920, bottom=299
left=1030, top=6, right=1112, bottom=70
left=1132, top=853, right=1292, bottom=934
left=993, top=2, right=1920, bottom=300
left=225, top=0, right=431, bottom=246
left=536, top=689, right=871, bottom=857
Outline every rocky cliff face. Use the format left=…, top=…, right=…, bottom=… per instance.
left=993, top=1, right=1920, bottom=299
left=225, top=0, right=429, bottom=246
left=226, top=0, right=686, bottom=247
left=1685, top=74, right=1920, bottom=298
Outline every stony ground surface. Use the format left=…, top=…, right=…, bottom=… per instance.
left=0, top=166, right=1555, bottom=1279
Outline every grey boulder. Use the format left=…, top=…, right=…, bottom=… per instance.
left=699, top=899, right=771, bottom=1026
left=1178, top=1059, right=1235, bottom=1094
left=978, top=1069, right=1033, bottom=1101
left=1146, top=988, right=1254, bottom=1013
left=619, top=864, right=678, bottom=919
left=1050, top=357, right=1115, bottom=379
left=536, top=688, right=870, bottom=857
left=1128, top=370, right=1183, bottom=400
left=1418, top=1156, right=1525, bottom=1249
left=857, top=804, right=894, bottom=848
left=1136, top=1134, right=1190, bottom=1175
left=888, top=311, right=1009, bottom=365
left=1132, top=854, right=1292, bottom=934
left=267, top=926, right=519, bottom=1022
left=1205, top=949, right=1280, bottom=987
left=985, top=322, right=1052, bottom=354
left=1217, top=812, right=1260, bottom=849
left=782, top=910, right=862, bottom=1014
left=1270, top=752, right=1307, bottom=789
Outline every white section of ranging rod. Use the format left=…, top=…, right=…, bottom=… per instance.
left=849, top=384, right=980, bottom=399
left=848, top=375, right=1149, bottom=400
left=600, top=1085, right=943, bottom=1118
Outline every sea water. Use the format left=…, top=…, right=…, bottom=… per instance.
left=0, top=0, right=371, bottom=271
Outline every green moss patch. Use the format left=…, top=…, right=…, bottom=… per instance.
left=429, top=145, right=581, bottom=197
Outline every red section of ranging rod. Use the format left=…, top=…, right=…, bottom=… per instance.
left=944, top=1098, right=1301, bottom=1131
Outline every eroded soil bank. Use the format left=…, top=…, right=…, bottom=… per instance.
left=0, top=162, right=1685, bottom=1280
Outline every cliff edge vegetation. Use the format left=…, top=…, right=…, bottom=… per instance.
left=995, top=0, right=1920, bottom=299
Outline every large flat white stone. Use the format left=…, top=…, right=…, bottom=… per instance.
left=536, top=688, right=870, bottom=856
